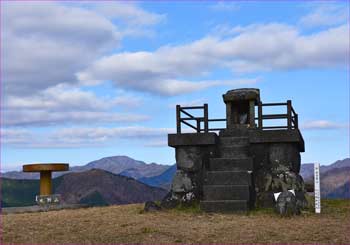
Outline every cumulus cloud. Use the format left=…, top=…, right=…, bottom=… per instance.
left=299, top=3, right=349, bottom=28
left=1, top=84, right=149, bottom=126
left=78, top=23, right=348, bottom=95
left=1, top=2, right=163, bottom=127
left=1, top=128, right=33, bottom=145
left=301, top=120, right=349, bottom=130
left=2, top=2, right=121, bottom=95
left=2, top=110, right=150, bottom=127
left=168, top=99, right=206, bottom=109
left=144, top=140, right=168, bottom=147
left=2, top=126, right=173, bottom=148
left=3, top=84, right=140, bottom=111
left=1, top=2, right=164, bottom=95
left=90, top=2, right=166, bottom=26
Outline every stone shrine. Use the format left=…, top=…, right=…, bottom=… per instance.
left=163, top=88, right=306, bottom=212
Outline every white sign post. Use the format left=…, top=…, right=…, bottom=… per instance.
left=314, top=163, right=321, bottom=213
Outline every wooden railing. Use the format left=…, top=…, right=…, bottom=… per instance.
left=176, top=100, right=298, bottom=134
left=176, top=104, right=225, bottom=134
left=257, top=100, right=298, bottom=130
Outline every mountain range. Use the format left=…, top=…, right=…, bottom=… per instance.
left=1, top=156, right=170, bottom=180
left=300, top=158, right=350, bottom=199
left=300, top=158, right=350, bottom=180
left=2, top=169, right=167, bottom=208
left=138, top=164, right=177, bottom=190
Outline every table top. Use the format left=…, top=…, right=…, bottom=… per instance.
left=23, top=163, right=69, bottom=172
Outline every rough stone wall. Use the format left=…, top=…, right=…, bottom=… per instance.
left=250, top=142, right=307, bottom=208
left=171, top=145, right=217, bottom=203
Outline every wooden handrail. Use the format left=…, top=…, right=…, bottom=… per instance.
left=176, top=101, right=299, bottom=134
left=258, top=102, right=263, bottom=129
left=181, top=117, right=205, bottom=121
left=262, top=114, right=288, bottom=120
left=180, top=106, right=204, bottom=110
left=287, top=100, right=292, bottom=130
left=261, top=102, right=287, bottom=106
left=204, top=103, right=208, bottom=133
left=208, top=118, right=226, bottom=122
left=176, top=105, right=181, bottom=133
left=180, top=119, right=198, bottom=131
left=180, top=109, right=196, bottom=119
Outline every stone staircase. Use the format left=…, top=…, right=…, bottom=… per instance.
left=200, top=129, right=254, bottom=212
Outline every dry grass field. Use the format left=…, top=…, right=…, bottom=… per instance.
left=1, top=199, right=349, bottom=244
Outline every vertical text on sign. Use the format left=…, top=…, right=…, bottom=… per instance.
left=314, top=163, right=321, bottom=213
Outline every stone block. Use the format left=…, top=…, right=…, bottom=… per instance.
left=269, top=143, right=301, bottom=173
left=171, top=170, right=193, bottom=193
left=209, top=158, right=253, bottom=171
left=168, top=133, right=218, bottom=147
left=205, top=171, right=251, bottom=185
left=249, top=129, right=304, bottom=152
left=220, top=145, right=249, bottom=158
left=203, top=185, right=250, bottom=200
left=223, top=88, right=260, bottom=103
left=176, top=146, right=202, bottom=172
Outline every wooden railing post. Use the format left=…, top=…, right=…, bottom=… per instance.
left=295, top=113, right=299, bottom=129
left=196, top=119, right=200, bottom=133
left=204, top=103, right=209, bottom=133
left=287, top=100, right=292, bottom=130
left=258, top=102, right=263, bottom=129
left=176, top=105, right=181, bottom=134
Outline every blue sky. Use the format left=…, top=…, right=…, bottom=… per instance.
left=1, top=1, right=349, bottom=171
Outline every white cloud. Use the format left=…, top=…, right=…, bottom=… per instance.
left=2, top=110, right=150, bottom=127
left=144, top=140, right=168, bottom=147
left=3, top=84, right=140, bottom=111
left=2, top=126, right=174, bottom=148
left=1, top=2, right=164, bottom=127
left=301, top=120, right=349, bottom=130
left=78, top=23, right=348, bottom=95
left=1, top=128, right=33, bottom=144
left=168, top=99, right=206, bottom=109
left=209, top=2, right=240, bottom=11
left=299, top=3, right=349, bottom=28
left=2, top=2, right=122, bottom=95
left=90, top=2, right=166, bottom=26
left=1, top=2, right=164, bottom=95
left=141, top=78, right=258, bottom=96
left=1, top=84, right=149, bottom=126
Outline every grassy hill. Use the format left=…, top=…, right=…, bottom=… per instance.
left=2, top=199, right=349, bottom=244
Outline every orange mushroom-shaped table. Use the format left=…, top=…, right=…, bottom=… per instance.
left=23, top=163, right=69, bottom=204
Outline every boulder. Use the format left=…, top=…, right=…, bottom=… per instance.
left=275, top=191, right=300, bottom=216
left=160, top=192, right=179, bottom=209
left=254, top=164, right=307, bottom=208
left=144, top=201, right=161, bottom=212
left=171, top=170, right=193, bottom=193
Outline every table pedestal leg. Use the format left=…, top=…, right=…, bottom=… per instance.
left=40, top=171, right=52, bottom=196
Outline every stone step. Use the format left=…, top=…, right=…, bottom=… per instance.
left=200, top=200, right=248, bottom=212
left=219, top=136, right=249, bottom=146
left=203, top=185, right=250, bottom=200
left=220, top=145, right=249, bottom=158
left=204, top=171, right=251, bottom=185
left=209, top=158, right=253, bottom=171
